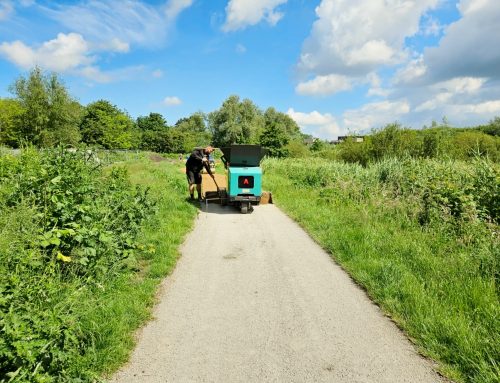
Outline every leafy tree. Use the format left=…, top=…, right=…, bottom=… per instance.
left=80, top=100, right=135, bottom=149
left=259, top=122, right=289, bottom=157
left=174, top=112, right=211, bottom=152
left=137, top=112, right=168, bottom=131
left=208, top=95, right=264, bottom=147
left=310, top=139, right=327, bottom=152
left=175, top=112, right=206, bottom=133
left=0, top=98, right=24, bottom=147
left=263, top=107, right=301, bottom=139
left=136, top=112, right=170, bottom=152
left=10, top=67, right=81, bottom=147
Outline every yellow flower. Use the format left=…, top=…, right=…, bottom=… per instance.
left=56, top=252, right=72, bottom=263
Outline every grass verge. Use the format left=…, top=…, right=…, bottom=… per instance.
left=263, top=157, right=499, bottom=383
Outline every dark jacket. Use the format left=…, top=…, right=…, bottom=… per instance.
left=186, top=149, right=212, bottom=174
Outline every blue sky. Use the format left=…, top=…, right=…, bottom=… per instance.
left=1, top=0, right=499, bottom=139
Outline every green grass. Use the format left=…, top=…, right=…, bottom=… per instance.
left=263, top=157, right=499, bottom=383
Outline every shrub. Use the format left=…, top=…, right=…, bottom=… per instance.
left=0, top=148, right=155, bottom=382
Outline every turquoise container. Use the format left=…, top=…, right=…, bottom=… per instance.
left=227, top=166, right=262, bottom=198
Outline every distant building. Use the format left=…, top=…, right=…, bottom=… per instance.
left=331, top=135, right=365, bottom=145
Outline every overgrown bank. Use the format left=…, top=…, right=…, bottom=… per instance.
left=263, top=157, right=499, bottom=383
left=0, top=149, right=197, bottom=382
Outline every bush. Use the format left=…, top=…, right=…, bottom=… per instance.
left=0, top=148, right=154, bottom=382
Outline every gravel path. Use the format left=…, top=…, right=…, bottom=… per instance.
left=112, top=204, right=445, bottom=383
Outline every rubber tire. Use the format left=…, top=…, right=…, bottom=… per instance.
left=241, top=205, right=248, bottom=214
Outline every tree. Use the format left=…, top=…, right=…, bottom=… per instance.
left=137, top=112, right=168, bottom=131
left=263, top=107, right=301, bottom=139
left=0, top=98, right=24, bottom=147
left=80, top=100, right=135, bottom=149
left=175, top=112, right=206, bottom=133
left=259, top=122, right=289, bottom=158
left=10, top=67, right=81, bottom=147
left=174, top=112, right=211, bottom=152
left=208, top=95, right=264, bottom=147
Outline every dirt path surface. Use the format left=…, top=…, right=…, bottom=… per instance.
left=112, top=204, right=444, bottom=383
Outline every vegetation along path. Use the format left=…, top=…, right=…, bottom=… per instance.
left=112, top=204, right=445, bottom=383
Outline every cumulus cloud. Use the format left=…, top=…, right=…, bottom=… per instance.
left=394, top=56, right=427, bottom=84
left=0, top=32, right=145, bottom=83
left=296, top=74, right=352, bottom=96
left=298, top=0, right=438, bottom=79
left=423, top=0, right=500, bottom=80
left=0, top=32, right=93, bottom=71
left=163, top=96, right=182, bottom=106
left=343, top=100, right=411, bottom=132
left=223, top=0, right=287, bottom=32
left=287, top=108, right=341, bottom=139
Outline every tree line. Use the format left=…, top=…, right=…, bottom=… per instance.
left=1, top=67, right=499, bottom=161
left=0, top=68, right=302, bottom=156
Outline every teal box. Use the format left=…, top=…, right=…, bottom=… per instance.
left=227, top=166, right=262, bottom=197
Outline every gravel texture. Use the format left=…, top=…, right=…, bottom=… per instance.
left=111, top=204, right=445, bottom=383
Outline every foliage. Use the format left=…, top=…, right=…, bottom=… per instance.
left=0, top=148, right=156, bottom=382
left=285, top=139, right=310, bottom=158
left=335, top=123, right=500, bottom=165
left=208, top=95, right=264, bottom=147
left=259, top=122, right=289, bottom=158
left=80, top=100, right=136, bottom=149
left=9, top=67, right=82, bottom=147
left=478, top=117, right=500, bottom=137
left=0, top=98, right=24, bottom=147
left=263, top=107, right=301, bottom=139
left=173, top=112, right=212, bottom=152
left=263, top=157, right=499, bottom=383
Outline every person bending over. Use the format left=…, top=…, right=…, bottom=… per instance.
left=185, top=146, right=215, bottom=200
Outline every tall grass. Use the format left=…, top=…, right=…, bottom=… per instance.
left=263, top=157, right=499, bottom=383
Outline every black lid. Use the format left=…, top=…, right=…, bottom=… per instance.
left=220, top=145, right=267, bottom=166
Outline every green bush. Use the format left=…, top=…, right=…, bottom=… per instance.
left=0, top=148, right=154, bottom=382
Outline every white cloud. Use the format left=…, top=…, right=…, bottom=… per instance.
left=223, top=0, right=287, bottom=32
left=459, top=100, right=500, bottom=114
left=0, top=32, right=93, bottom=71
left=424, top=0, right=500, bottom=80
left=42, top=0, right=193, bottom=50
left=298, top=0, right=439, bottom=77
left=343, top=100, right=410, bottom=132
left=0, top=32, right=145, bottom=83
left=287, top=108, right=341, bottom=139
left=165, top=0, right=193, bottom=20
left=0, top=0, right=14, bottom=20
left=296, top=74, right=352, bottom=96
left=433, top=77, right=486, bottom=94
left=163, top=96, right=182, bottom=106
left=394, top=56, right=427, bottom=84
